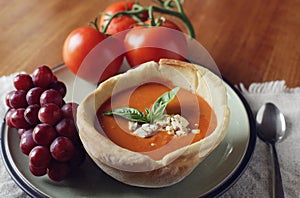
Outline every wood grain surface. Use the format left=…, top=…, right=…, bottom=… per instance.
left=0, top=0, right=299, bottom=87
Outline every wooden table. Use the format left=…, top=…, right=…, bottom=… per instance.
left=1, top=0, right=299, bottom=87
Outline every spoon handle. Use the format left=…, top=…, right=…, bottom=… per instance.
left=271, top=143, right=285, bottom=198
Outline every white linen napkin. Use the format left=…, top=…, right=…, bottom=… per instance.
left=0, top=72, right=299, bottom=197
left=221, top=81, right=300, bottom=198
left=0, top=72, right=29, bottom=198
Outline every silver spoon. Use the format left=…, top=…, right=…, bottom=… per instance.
left=256, top=102, right=286, bottom=198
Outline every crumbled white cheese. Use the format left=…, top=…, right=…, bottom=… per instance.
left=130, top=114, right=200, bottom=138
left=174, top=115, right=189, bottom=127
left=133, top=123, right=159, bottom=138
left=170, top=114, right=189, bottom=133
left=156, top=116, right=171, bottom=127
left=128, top=121, right=138, bottom=131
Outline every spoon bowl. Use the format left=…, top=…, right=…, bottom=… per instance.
left=256, top=102, right=286, bottom=198
left=256, top=103, right=286, bottom=143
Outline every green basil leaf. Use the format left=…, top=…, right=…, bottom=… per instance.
left=103, top=87, right=180, bottom=124
left=103, top=107, right=148, bottom=123
left=145, top=108, right=154, bottom=123
left=151, top=87, right=180, bottom=121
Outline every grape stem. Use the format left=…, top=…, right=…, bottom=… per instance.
left=101, top=0, right=195, bottom=38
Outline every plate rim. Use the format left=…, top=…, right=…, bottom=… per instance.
left=200, top=78, right=256, bottom=197
left=0, top=120, right=48, bottom=198
left=0, top=65, right=256, bottom=198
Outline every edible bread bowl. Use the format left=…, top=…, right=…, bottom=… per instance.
left=77, top=59, right=230, bottom=187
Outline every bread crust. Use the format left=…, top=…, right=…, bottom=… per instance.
left=77, top=59, right=230, bottom=187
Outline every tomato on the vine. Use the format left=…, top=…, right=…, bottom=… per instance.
left=63, top=26, right=123, bottom=83
left=124, top=21, right=187, bottom=68
left=144, top=19, right=182, bottom=32
left=99, top=1, right=148, bottom=35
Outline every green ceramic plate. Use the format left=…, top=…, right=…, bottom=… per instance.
left=1, top=65, right=256, bottom=198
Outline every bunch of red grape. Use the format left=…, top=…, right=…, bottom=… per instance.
left=5, top=65, right=86, bottom=181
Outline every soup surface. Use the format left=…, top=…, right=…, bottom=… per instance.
left=96, top=82, right=217, bottom=160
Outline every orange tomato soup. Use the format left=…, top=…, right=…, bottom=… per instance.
left=96, top=83, right=217, bottom=160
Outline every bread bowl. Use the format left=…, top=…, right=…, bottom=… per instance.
left=77, top=59, right=230, bottom=187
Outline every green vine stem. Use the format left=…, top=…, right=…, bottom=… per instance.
left=90, top=17, right=100, bottom=31
left=101, top=0, right=195, bottom=38
left=100, top=6, right=147, bottom=33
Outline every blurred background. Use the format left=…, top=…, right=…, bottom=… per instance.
left=0, top=0, right=299, bottom=87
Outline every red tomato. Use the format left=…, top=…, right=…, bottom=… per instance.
left=144, top=19, right=182, bottom=32
left=124, top=24, right=187, bottom=68
left=99, top=1, right=148, bottom=35
left=63, top=26, right=123, bottom=83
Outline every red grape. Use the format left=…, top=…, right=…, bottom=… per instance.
left=6, top=65, right=86, bottom=182
left=26, top=87, right=44, bottom=105
left=47, top=160, right=70, bottom=181
left=10, top=108, right=31, bottom=129
left=20, top=129, right=33, bottom=138
left=55, top=118, right=78, bottom=141
left=20, top=130, right=37, bottom=155
left=68, top=146, right=86, bottom=169
left=50, top=137, right=75, bottom=162
left=5, top=108, right=16, bottom=128
left=32, top=65, right=54, bottom=88
left=24, top=104, right=40, bottom=125
left=13, top=74, right=33, bottom=91
left=38, top=103, right=62, bottom=125
left=17, top=128, right=27, bottom=139
left=9, top=90, right=28, bottom=108
left=32, top=123, right=57, bottom=146
left=40, top=89, right=63, bottom=107
left=52, top=75, right=58, bottom=82
left=48, top=81, right=67, bottom=97
left=29, top=164, right=47, bottom=176
left=61, top=102, right=78, bottom=120
left=29, top=146, right=52, bottom=168
left=5, top=91, right=14, bottom=108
